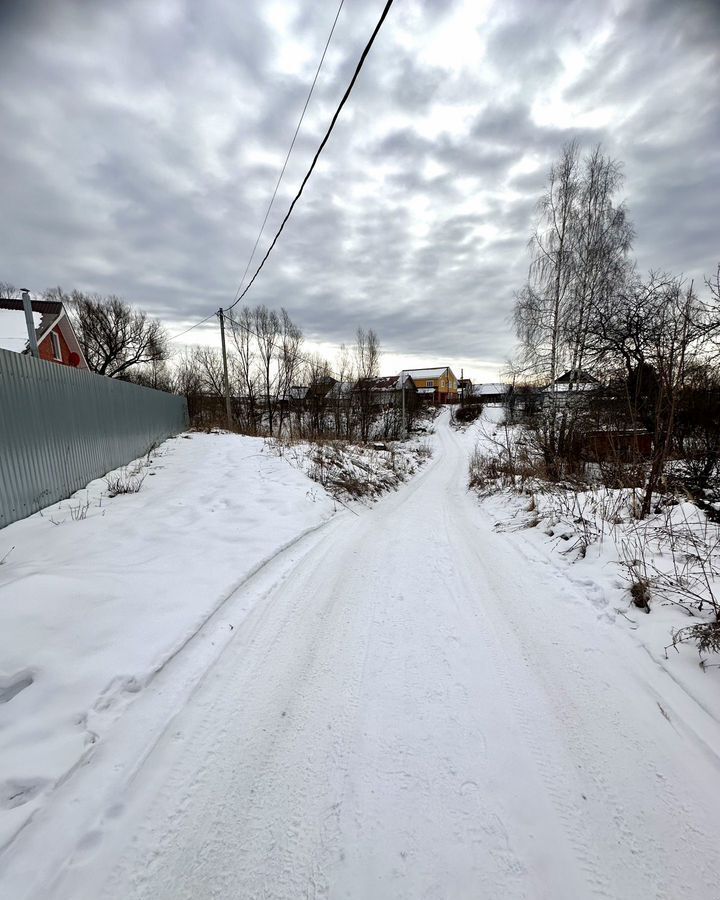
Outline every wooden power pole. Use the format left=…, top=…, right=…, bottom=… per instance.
left=218, top=308, right=234, bottom=430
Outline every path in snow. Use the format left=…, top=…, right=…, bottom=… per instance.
left=6, top=411, right=720, bottom=899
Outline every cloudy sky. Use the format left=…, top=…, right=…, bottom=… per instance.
left=1, top=0, right=718, bottom=379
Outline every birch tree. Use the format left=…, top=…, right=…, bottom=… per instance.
left=230, top=305, right=259, bottom=433
left=354, top=328, right=381, bottom=443
left=253, top=304, right=280, bottom=436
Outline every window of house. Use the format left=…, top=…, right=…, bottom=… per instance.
left=426, top=380, right=434, bottom=387
left=50, top=331, right=62, bottom=360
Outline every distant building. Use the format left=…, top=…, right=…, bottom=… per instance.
left=356, top=373, right=417, bottom=407
left=546, top=369, right=600, bottom=393
left=0, top=297, right=88, bottom=369
left=457, top=377, right=473, bottom=399
left=307, top=375, right=337, bottom=401
left=402, top=367, right=458, bottom=403
left=326, top=381, right=354, bottom=403
left=278, top=385, right=310, bottom=410
left=471, top=382, right=512, bottom=404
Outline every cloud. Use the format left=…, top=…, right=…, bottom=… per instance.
left=0, top=0, right=718, bottom=379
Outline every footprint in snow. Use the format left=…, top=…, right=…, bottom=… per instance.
left=0, top=669, right=34, bottom=704
left=0, top=778, right=48, bottom=810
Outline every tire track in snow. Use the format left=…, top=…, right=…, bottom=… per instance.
left=437, top=469, right=611, bottom=898
left=16, top=410, right=720, bottom=900
left=460, top=481, right=720, bottom=898
left=93, top=517, right=383, bottom=900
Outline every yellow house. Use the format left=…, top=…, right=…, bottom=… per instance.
left=403, top=367, right=458, bottom=403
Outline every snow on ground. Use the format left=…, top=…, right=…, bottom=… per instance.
left=266, top=435, right=433, bottom=502
left=2, top=410, right=720, bottom=899
left=463, top=406, right=720, bottom=729
left=0, top=432, right=337, bottom=849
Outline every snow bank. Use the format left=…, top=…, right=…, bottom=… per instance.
left=266, top=437, right=433, bottom=502
left=462, top=411, right=720, bottom=727
left=0, top=432, right=336, bottom=848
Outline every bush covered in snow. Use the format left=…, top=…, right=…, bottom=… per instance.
left=267, top=437, right=432, bottom=502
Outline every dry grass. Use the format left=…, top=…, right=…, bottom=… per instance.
left=106, top=466, right=146, bottom=497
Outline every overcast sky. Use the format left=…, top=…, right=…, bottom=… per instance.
left=1, top=0, right=718, bottom=379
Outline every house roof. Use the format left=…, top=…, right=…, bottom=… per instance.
left=0, top=298, right=62, bottom=316
left=326, top=381, right=354, bottom=399
left=0, top=297, right=64, bottom=353
left=280, top=385, right=309, bottom=401
left=0, top=296, right=88, bottom=368
left=0, top=305, right=41, bottom=352
left=554, top=369, right=599, bottom=385
left=403, top=367, right=449, bottom=380
left=368, top=374, right=409, bottom=391
left=545, top=370, right=600, bottom=393
left=417, top=387, right=436, bottom=395
left=473, top=382, right=510, bottom=396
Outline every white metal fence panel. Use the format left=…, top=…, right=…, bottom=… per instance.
left=0, top=349, right=188, bottom=528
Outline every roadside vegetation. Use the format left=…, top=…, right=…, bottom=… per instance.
left=470, top=141, right=720, bottom=659
left=4, top=281, right=433, bottom=502
left=268, top=436, right=433, bottom=503
left=179, top=316, right=435, bottom=499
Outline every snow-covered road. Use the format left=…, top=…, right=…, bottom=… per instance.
left=6, top=411, right=720, bottom=899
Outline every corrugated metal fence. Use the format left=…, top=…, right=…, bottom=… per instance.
left=0, top=349, right=188, bottom=528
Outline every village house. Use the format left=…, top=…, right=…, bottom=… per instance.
left=402, top=367, right=458, bottom=403
left=471, top=382, right=512, bottom=404
left=359, top=373, right=417, bottom=408
left=0, top=296, right=88, bottom=369
left=546, top=369, right=600, bottom=393
left=326, top=380, right=354, bottom=404
left=541, top=369, right=601, bottom=410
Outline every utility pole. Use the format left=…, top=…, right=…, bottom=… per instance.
left=401, top=371, right=406, bottom=437
left=21, top=289, right=39, bottom=358
left=218, top=308, right=234, bottom=430
left=461, top=367, right=464, bottom=406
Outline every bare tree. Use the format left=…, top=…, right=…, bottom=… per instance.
left=516, top=141, right=580, bottom=388
left=45, top=288, right=168, bottom=378
left=515, top=143, right=633, bottom=384
left=568, top=146, right=634, bottom=380
left=354, top=327, right=381, bottom=442
left=254, top=305, right=280, bottom=436
left=305, top=353, right=332, bottom=437
left=128, top=358, right=174, bottom=392
left=585, top=272, right=718, bottom=515
left=229, top=305, right=259, bottom=433
left=173, top=347, right=204, bottom=400
left=514, top=143, right=634, bottom=468
left=334, top=343, right=354, bottom=438
left=0, top=281, right=20, bottom=298
left=191, top=346, right=226, bottom=397
left=276, top=309, right=303, bottom=437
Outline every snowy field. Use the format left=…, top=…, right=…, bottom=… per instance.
left=0, top=433, right=337, bottom=849
left=1, top=412, right=720, bottom=899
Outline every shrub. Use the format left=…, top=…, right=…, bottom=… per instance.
left=669, top=621, right=720, bottom=656
left=630, top=580, right=651, bottom=611
left=454, top=402, right=483, bottom=424
left=106, top=467, right=146, bottom=497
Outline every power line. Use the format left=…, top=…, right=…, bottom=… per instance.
left=170, top=0, right=395, bottom=348
left=231, top=0, right=345, bottom=306
left=168, top=312, right=216, bottom=342
left=227, top=0, right=395, bottom=313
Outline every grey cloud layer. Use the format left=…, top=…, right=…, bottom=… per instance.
left=1, top=0, right=718, bottom=375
